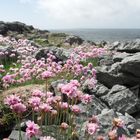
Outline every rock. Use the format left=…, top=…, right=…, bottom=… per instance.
left=120, top=52, right=140, bottom=77
left=94, top=84, right=109, bottom=97
left=49, top=79, right=67, bottom=96
left=113, top=52, right=133, bottom=63
left=35, top=47, right=71, bottom=62
left=97, top=109, right=117, bottom=134
left=79, top=95, right=109, bottom=117
left=64, top=35, right=84, bottom=45
left=0, top=21, right=8, bottom=35
left=9, top=130, right=28, bottom=140
left=110, top=41, right=121, bottom=50
left=101, top=85, right=139, bottom=114
left=110, top=39, right=140, bottom=53
left=108, top=85, right=127, bottom=95
left=83, top=83, right=109, bottom=97
left=0, top=21, right=34, bottom=35
left=117, top=112, right=137, bottom=134
left=96, top=67, right=124, bottom=88
left=0, top=45, right=18, bottom=64
left=97, top=109, right=131, bottom=136
left=96, top=53, right=140, bottom=88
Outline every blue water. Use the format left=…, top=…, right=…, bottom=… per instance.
left=51, top=29, right=140, bottom=42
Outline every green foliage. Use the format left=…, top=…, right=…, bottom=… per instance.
left=80, top=58, right=99, bottom=67
left=0, top=103, right=15, bottom=132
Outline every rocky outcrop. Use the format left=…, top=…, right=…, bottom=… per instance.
left=110, top=39, right=140, bottom=53
left=0, top=45, right=18, bottom=64
left=64, top=35, right=84, bottom=45
left=97, top=52, right=140, bottom=88
left=0, top=21, right=34, bottom=35
left=35, top=46, right=72, bottom=62
left=101, top=85, right=139, bottom=114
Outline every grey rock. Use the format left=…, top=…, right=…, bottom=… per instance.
left=102, top=85, right=139, bottom=114
left=0, top=45, right=18, bottom=64
left=95, top=84, right=109, bottom=97
left=49, top=79, right=67, bottom=96
left=65, top=35, right=84, bottom=45
left=113, top=52, right=132, bottom=62
left=9, top=130, right=28, bottom=140
left=108, top=85, right=127, bottom=95
left=79, top=95, right=109, bottom=116
left=35, top=47, right=71, bottom=62
left=111, top=39, right=140, bottom=53
left=120, top=52, right=140, bottom=77
left=117, top=112, right=137, bottom=134
left=97, top=109, right=117, bottom=134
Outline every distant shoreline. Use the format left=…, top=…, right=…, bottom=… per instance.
left=51, top=28, right=140, bottom=42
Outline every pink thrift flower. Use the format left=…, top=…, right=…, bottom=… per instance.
left=70, top=105, right=81, bottom=114
left=4, top=95, right=21, bottom=106
left=26, top=120, right=40, bottom=138
left=81, top=94, right=92, bottom=104
left=60, top=122, right=69, bottom=130
left=86, top=123, right=98, bottom=135
left=41, top=71, right=54, bottom=79
left=32, top=89, right=45, bottom=98
left=39, top=103, right=52, bottom=112
left=60, top=83, right=77, bottom=98
left=118, top=135, right=126, bottom=140
left=28, top=97, right=41, bottom=111
left=11, top=103, right=26, bottom=114
left=70, top=80, right=80, bottom=87
left=59, top=102, right=68, bottom=110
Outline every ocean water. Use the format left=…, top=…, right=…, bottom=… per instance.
left=51, top=29, right=140, bottom=43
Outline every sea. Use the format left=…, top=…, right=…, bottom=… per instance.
left=51, top=29, right=140, bottom=43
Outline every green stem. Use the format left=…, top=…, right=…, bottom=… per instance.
left=32, top=110, right=35, bottom=121
left=18, top=117, right=22, bottom=140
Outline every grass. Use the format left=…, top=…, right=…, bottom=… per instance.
left=80, top=58, right=99, bottom=67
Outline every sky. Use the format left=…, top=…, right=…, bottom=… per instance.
left=0, top=0, right=140, bottom=29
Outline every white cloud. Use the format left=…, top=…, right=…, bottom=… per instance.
left=19, top=0, right=140, bottom=28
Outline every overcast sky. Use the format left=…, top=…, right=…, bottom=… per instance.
left=0, top=0, right=140, bottom=29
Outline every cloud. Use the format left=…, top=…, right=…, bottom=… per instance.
left=19, top=0, right=140, bottom=28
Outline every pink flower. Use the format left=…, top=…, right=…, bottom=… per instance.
left=70, top=105, right=81, bottom=114
left=118, top=135, right=126, bottom=140
left=32, top=89, right=45, bottom=98
left=39, top=103, right=52, bottom=112
left=28, top=97, right=41, bottom=111
left=26, top=120, right=40, bottom=138
left=81, top=94, right=92, bottom=104
left=86, top=123, right=98, bottom=135
left=70, top=80, right=80, bottom=87
left=2, top=75, right=13, bottom=84
left=4, top=95, right=21, bottom=106
left=60, top=122, right=69, bottom=130
left=46, top=92, right=53, bottom=98
left=41, top=71, right=54, bottom=79
left=11, top=103, right=26, bottom=114
left=60, top=83, right=77, bottom=99
left=59, top=102, right=68, bottom=110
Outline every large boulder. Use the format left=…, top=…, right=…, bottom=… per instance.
left=65, top=35, right=84, bottom=45
left=0, top=21, right=34, bottom=35
left=35, top=47, right=71, bottom=62
left=97, top=53, right=140, bottom=88
left=111, top=39, right=140, bottom=53
left=120, top=53, right=140, bottom=77
left=113, top=52, right=133, bottom=63
left=101, top=85, right=139, bottom=114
